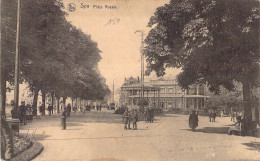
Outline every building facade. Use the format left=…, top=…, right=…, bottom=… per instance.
left=120, top=77, right=209, bottom=110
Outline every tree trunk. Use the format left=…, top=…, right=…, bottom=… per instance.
left=57, top=97, right=60, bottom=113
left=63, top=97, right=67, bottom=106
left=1, top=48, right=14, bottom=159
left=32, top=89, right=39, bottom=117
left=1, top=79, right=6, bottom=118
left=242, top=82, right=253, bottom=136
left=51, top=92, right=54, bottom=107
left=42, top=91, right=46, bottom=115
left=0, top=49, right=7, bottom=118
left=79, top=99, right=82, bottom=112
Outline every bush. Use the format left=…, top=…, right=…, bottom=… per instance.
left=114, top=108, right=126, bottom=114
left=137, top=98, right=149, bottom=108
left=1, top=134, right=32, bottom=159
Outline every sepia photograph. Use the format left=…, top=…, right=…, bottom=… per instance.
left=1, top=0, right=260, bottom=160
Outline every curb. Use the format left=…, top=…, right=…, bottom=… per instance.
left=11, top=141, right=44, bottom=161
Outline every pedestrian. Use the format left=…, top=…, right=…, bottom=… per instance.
left=150, top=109, right=154, bottom=123
left=61, top=109, right=66, bottom=130
left=73, top=106, right=77, bottom=114
left=33, top=105, right=37, bottom=118
left=48, top=104, right=52, bottom=116
left=19, top=101, right=27, bottom=125
left=10, top=101, right=18, bottom=119
left=39, top=103, right=44, bottom=117
left=53, top=106, right=57, bottom=114
left=189, top=110, right=199, bottom=130
left=209, top=110, right=213, bottom=122
left=132, top=109, right=138, bottom=130
left=67, top=103, right=71, bottom=117
left=252, top=97, right=259, bottom=134
left=212, top=111, right=216, bottom=122
left=51, top=104, right=54, bottom=114
left=123, top=108, right=130, bottom=130
left=231, top=111, right=236, bottom=122
left=220, top=110, right=224, bottom=118
left=144, top=108, right=149, bottom=123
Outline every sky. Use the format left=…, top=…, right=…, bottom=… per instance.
left=62, top=0, right=181, bottom=91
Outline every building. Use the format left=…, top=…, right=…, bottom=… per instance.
left=120, top=77, right=209, bottom=110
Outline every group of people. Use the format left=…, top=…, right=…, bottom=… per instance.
left=11, top=101, right=35, bottom=126
left=123, top=108, right=138, bottom=130
left=96, top=105, right=102, bottom=111
left=18, top=101, right=27, bottom=125
left=122, top=107, right=157, bottom=130
left=144, top=108, right=154, bottom=123
left=38, top=103, right=56, bottom=116
left=47, top=104, right=55, bottom=115
left=209, top=110, right=217, bottom=122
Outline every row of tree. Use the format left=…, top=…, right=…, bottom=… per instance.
left=1, top=0, right=110, bottom=116
left=144, top=0, right=260, bottom=135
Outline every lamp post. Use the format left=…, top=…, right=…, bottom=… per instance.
left=14, top=0, right=22, bottom=118
left=135, top=30, right=144, bottom=99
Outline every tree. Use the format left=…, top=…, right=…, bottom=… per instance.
left=205, top=83, right=243, bottom=113
left=145, top=0, right=260, bottom=135
left=137, top=98, right=149, bottom=108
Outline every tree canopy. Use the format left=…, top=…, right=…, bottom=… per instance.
left=144, top=0, right=259, bottom=92
left=1, top=0, right=110, bottom=106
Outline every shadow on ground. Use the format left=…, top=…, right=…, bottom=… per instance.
left=20, top=133, right=50, bottom=141
left=242, top=141, right=260, bottom=152
left=182, top=126, right=230, bottom=134
left=45, top=134, right=161, bottom=141
left=159, top=113, right=179, bottom=118
left=66, top=122, right=84, bottom=126
left=68, top=112, right=123, bottom=124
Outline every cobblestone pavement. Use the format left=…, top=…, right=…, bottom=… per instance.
left=19, top=109, right=260, bottom=161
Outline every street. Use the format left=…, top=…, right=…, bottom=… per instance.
left=18, top=109, right=260, bottom=161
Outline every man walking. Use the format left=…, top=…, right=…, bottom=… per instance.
left=67, top=103, right=71, bottom=117
left=48, top=104, right=52, bottom=116
left=61, top=109, right=67, bottom=130
left=19, top=101, right=27, bottom=125
left=39, top=103, right=44, bottom=117
left=51, top=104, right=54, bottom=114
left=189, top=110, right=199, bottom=130
left=123, top=108, right=130, bottom=130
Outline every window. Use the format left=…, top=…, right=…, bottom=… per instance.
left=168, top=88, right=173, bottom=93
left=160, top=88, right=165, bottom=94
left=176, top=89, right=183, bottom=94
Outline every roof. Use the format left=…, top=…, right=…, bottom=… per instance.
left=121, top=83, right=159, bottom=91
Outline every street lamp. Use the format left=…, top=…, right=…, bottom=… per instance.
left=135, top=30, right=145, bottom=99
left=14, top=0, right=22, bottom=118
